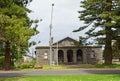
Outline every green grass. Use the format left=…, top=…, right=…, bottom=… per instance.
left=42, top=64, right=120, bottom=69
left=0, top=75, right=120, bottom=81
left=19, top=64, right=120, bottom=72
left=95, top=64, right=120, bottom=68
left=42, top=64, right=68, bottom=70
left=42, top=64, right=120, bottom=70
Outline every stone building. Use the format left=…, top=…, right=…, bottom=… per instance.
left=35, top=37, right=102, bottom=65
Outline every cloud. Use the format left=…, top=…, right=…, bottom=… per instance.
left=28, top=0, right=84, bottom=46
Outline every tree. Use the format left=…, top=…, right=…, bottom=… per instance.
left=74, top=0, right=120, bottom=64
left=0, top=0, right=38, bottom=70
left=112, top=40, right=120, bottom=61
left=74, top=36, right=88, bottom=46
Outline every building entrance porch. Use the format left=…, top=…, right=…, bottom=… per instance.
left=57, top=49, right=83, bottom=64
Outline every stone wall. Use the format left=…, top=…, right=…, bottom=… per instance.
left=36, top=47, right=50, bottom=65
left=36, top=46, right=102, bottom=65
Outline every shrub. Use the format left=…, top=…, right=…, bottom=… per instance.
left=17, top=60, right=36, bottom=69
left=0, top=56, right=4, bottom=69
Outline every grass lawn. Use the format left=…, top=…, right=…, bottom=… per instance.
left=0, top=75, right=120, bottom=81
left=43, top=64, right=120, bottom=69
left=16, top=64, right=120, bottom=72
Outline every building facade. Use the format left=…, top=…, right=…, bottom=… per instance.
left=36, top=37, right=102, bottom=65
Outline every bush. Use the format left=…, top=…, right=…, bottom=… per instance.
left=10, top=65, right=16, bottom=69
left=0, top=56, right=4, bottom=69
left=17, top=60, right=36, bottom=69
left=34, top=63, right=43, bottom=69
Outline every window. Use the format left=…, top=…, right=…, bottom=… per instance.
left=44, top=52, right=48, bottom=60
left=91, top=51, right=96, bottom=58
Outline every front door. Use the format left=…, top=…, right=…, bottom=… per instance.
left=67, top=50, right=73, bottom=63
left=58, top=50, right=64, bottom=64
left=77, top=49, right=83, bottom=63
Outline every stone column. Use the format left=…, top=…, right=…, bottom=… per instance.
left=82, top=48, right=88, bottom=63
left=64, top=50, right=67, bottom=64
left=73, top=49, right=77, bottom=64
left=94, top=48, right=103, bottom=64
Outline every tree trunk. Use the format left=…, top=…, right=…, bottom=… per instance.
left=104, top=28, right=112, bottom=64
left=3, top=42, right=11, bottom=70
left=104, top=0, right=112, bottom=64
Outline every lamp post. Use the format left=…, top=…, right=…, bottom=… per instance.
left=56, top=42, right=58, bottom=66
left=50, top=3, right=54, bottom=69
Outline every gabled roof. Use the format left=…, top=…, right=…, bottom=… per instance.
left=53, top=37, right=78, bottom=45
left=36, top=37, right=102, bottom=49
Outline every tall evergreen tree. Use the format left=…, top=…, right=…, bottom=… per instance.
left=0, top=0, right=38, bottom=70
left=74, top=0, right=120, bottom=64
left=112, top=40, right=120, bottom=61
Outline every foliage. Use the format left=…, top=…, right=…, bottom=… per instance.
left=112, top=41, right=120, bottom=59
left=17, top=63, right=33, bottom=69
left=0, top=0, right=39, bottom=70
left=17, top=60, right=36, bottom=69
left=74, top=0, right=120, bottom=64
left=0, top=75, right=120, bottom=81
left=14, top=0, right=32, bottom=6
left=0, top=45, right=4, bottom=56
left=0, top=14, right=36, bottom=46
left=0, top=56, right=4, bottom=69
left=74, top=36, right=85, bottom=46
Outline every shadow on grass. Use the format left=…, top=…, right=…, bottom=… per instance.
left=0, top=72, right=24, bottom=77
left=95, top=64, right=120, bottom=68
left=83, top=69, right=120, bottom=74
left=111, top=74, right=120, bottom=78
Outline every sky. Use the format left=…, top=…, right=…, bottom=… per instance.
left=27, top=0, right=86, bottom=46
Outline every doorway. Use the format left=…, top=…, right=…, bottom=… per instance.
left=77, top=49, right=83, bottom=63
left=58, top=50, right=64, bottom=64
left=67, top=50, right=73, bottom=63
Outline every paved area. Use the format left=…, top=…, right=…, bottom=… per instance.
left=0, top=69, right=120, bottom=77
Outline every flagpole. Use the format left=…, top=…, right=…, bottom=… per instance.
left=50, top=3, right=54, bottom=69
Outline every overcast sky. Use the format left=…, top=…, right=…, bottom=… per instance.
left=27, top=0, right=86, bottom=46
